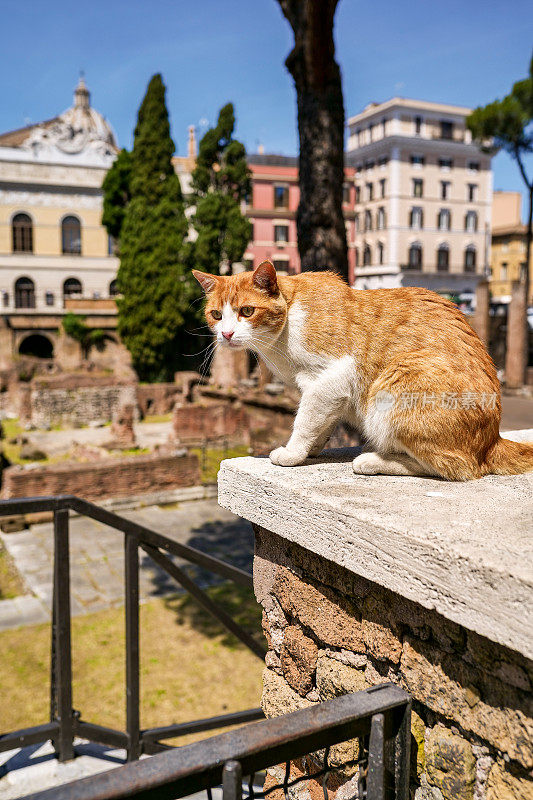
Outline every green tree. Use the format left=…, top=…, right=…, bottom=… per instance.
left=116, top=74, right=196, bottom=382
left=62, top=313, right=106, bottom=359
left=468, top=56, right=533, bottom=381
left=189, top=103, right=252, bottom=274
left=102, top=148, right=132, bottom=243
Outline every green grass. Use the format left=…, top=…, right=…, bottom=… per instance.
left=0, top=583, right=264, bottom=744
left=191, top=446, right=250, bottom=484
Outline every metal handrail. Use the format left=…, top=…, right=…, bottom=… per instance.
left=0, top=495, right=266, bottom=765
left=24, top=684, right=412, bottom=800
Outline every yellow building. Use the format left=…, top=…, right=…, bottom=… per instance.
left=0, top=78, right=120, bottom=363
left=490, top=191, right=532, bottom=304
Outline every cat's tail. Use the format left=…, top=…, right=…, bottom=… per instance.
left=483, top=436, right=533, bottom=476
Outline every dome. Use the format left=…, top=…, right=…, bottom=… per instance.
left=18, top=76, right=118, bottom=163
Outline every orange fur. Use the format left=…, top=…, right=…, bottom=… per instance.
left=193, top=263, right=533, bottom=480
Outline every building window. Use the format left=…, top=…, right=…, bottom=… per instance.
left=272, top=259, right=289, bottom=272
left=62, top=215, right=81, bottom=255
left=467, top=184, right=478, bottom=202
left=520, top=262, right=527, bottom=281
left=368, top=124, right=374, bottom=142
left=464, top=246, right=477, bottom=273
left=63, top=278, right=83, bottom=299
left=438, top=209, right=451, bottom=231
left=364, top=210, right=373, bottom=231
left=382, top=118, right=387, bottom=137
left=354, top=248, right=359, bottom=268
left=2, top=291, right=9, bottom=308
left=409, top=207, right=424, bottom=229
left=465, top=211, right=478, bottom=233
left=366, top=182, right=373, bottom=201
left=437, top=244, right=449, bottom=272
left=439, top=158, right=453, bottom=170
left=343, top=183, right=351, bottom=204
left=468, top=161, right=480, bottom=172
left=379, top=178, right=386, bottom=197
left=501, top=262, right=508, bottom=280
left=45, top=291, right=55, bottom=306
left=415, top=116, right=422, bottom=135
left=354, top=213, right=360, bottom=232
left=109, top=279, right=119, bottom=296
left=14, top=277, right=35, bottom=309
left=410, top=154, right=425, bottom=167
left=273, top=185, right=289, bottom=209
left=377, top=207, right=386, bottom=230
left=408, top=243, right=423, bottom=269
left=412, top=178, right=423, bottom=198
left=363, top=244, right=371, bottom=266
left=441, top=181, right=450, bottom=200
left=440, top=120, right=453, bottom=140
left=274, top=224, right=289, bottom=244
left=378, top=242, right=384, bottom=265
left=12, top=213, right=33, bottom=253
left=355, top=185, right=361, bottom=203
left=108, top=235, right=117, bottom=255
left=378, top=156, right=388, bottom=167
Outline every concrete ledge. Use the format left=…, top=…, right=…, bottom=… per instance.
left=218, top=430, right=533, bottom=660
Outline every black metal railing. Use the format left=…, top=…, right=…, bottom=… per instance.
left=25, top=683, right=411, bottom=800
left=0, top=495, right=266, bottom=763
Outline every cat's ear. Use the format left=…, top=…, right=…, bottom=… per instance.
left=192, top=270, right=220, bottom=294
left=253, top=261, right=279, bottom=295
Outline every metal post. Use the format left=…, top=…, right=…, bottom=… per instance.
left=53, top=507, right=74, bottom=761
left=125, top=535, right=141, bottom=761
left=222, top=760, right=242, bottom=800
left=394, top=701, right=412, bottom=800
left=367, top=712, right=385, bottom=800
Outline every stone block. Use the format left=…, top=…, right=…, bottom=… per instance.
left=261, top=668, right=314, bottom=719
left=271, top=566, right=364, bottom=651
left=281, top=626, right=318, bottom=696
left=486, top=762, right=533, bottom=800
left=316, top=654, right=368, bottom=699
left=426, top=726, right=475, bottom=800
left=411, top=710, right=426, bottom=779
left=400, top=639, right=533, bottom=769
left=361, top=593, right=402, bottom=664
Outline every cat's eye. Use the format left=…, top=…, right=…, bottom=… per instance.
left=210, top=309, right=222, bottom=320
left=240, top=306, right=255, bottom=318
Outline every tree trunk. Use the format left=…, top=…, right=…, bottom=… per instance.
left=277, top=0, right=348, bottom=280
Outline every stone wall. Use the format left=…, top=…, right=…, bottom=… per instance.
left=172, top=402, right=250, bottom=445
left=1, top=451, right=200, bottom=501
left=25, top=375, right=137, bottom=428
left=137, top=383, right=180, bottom=418
left=254, top=526, right=533, bottom=800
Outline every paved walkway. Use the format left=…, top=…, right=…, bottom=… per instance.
left=0, top=498, right=253, bottom=631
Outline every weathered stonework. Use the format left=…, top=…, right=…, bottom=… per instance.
left=253, top=526, right=533, bottom=800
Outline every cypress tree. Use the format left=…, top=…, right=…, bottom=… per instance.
left=102, top=148, right=132, bottom=243
left=189, top=103, right=252, bottom=274
left=116, top=74, right=194, bottom=382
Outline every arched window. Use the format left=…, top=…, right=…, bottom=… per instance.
left=465, top=211, right=478, bottom=233
left=12, top=213, right=33, bottom=253
left=378, top=241, right=384, bottom=265
left=62, top=215, right=81, bottom=255
left=363, top=244, right=372, bottom=266
left=15, top=277, right=35, bottom=309
left=19, top=334, right=53, bottom=359
left=364, top=210, right=373, bottom=231
left=438, top=209, right=451, bottom=231
left=464, top=246, right=477, bottom=273
left=63, top=278, right=83, bottom=298
left=408, top=243, right=422, bottom=269
left=437, top=244, right=449, bottom=272
left=409, top=207, right=423, bottom=229
left=377, top=207, right=386, bottom=230
left=109, top=279, right=119, bottom=296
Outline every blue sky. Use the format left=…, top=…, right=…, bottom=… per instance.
left=2, top=0, right=532, bottom=216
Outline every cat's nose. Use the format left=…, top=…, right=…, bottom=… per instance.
left=222, top=331, right=234, bottom=340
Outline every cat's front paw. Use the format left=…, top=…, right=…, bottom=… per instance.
left=269, top=446, right=307, bottom=466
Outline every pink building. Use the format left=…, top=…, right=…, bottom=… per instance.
left=242, top=155, right=357, bottom=284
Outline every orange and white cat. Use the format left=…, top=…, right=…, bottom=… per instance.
left=193, top=261, right=533, bottom=480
